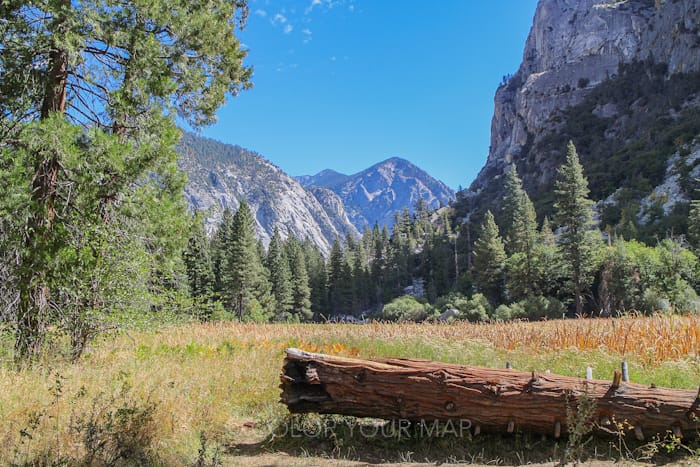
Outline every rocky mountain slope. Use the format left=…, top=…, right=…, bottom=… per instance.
left=177, top=133, right=358, bottom=256
left=299, top=157, right=455, bottom=231
left=459, top=0, right=700, bottom=238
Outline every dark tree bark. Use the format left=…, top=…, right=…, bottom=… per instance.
left=281, top=348, right=700, bottom=439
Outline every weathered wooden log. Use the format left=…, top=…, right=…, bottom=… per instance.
left=280, top=348, right=700, bottom=438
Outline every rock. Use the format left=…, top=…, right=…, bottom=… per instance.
left=177, top=133, right=359, bottom=256
left=299, top=157, right=455, bottom=231
left=464, top=0, right=700, bottom=220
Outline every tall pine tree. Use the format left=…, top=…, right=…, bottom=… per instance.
left=553, top=141, right=602, bottom=316
left=502, top=166, right=542, bottom=301
left=266, top=227, right=293, bottom=317
left=472, top=211, right=506, bottom=305
left=285, top=237, right=313, bottom=321
left=183, top=214, right=215, bottom=317
left=302, top=238, right=328, bottom=318
left=223, top=200, right=273, bottom=321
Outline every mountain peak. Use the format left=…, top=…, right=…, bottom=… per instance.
left=315, top=168, right=347, bottom=178
left=304, top=157, right=455, bottom=230
left=177, top=133, right=358, bottom=256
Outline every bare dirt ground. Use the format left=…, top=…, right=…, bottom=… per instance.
left=218, top=420, right=698, bottom=467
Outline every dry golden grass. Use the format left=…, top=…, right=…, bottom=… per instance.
left=1, top=315, right=700, bottom=465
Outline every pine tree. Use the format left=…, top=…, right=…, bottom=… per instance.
left=502, top=167, right=538, bottom=254
left=472, top=211, right=507, bottom=305
left=370, top=224, right=387, bottom=306
left=211, top=208, right=235, bottom=300
left=302, top=238, right=328, bottom=318
left=425, top=230, right=451, bottom=300
left=183, top=214, right=215, bottom=316
left=327, top=239, right=345, bottom=317
left=351, top=239, right=371, bottom=313
left=502, top=166, right=542, bottom=300
left=539, top=216, right=563, bottom=298
left=1, top=0, right=251, bottom=361
left=266, top=227, right=293, bottom=316
left=285, top=237, right=313, bottom=321
left=224, top=200, right=274, bottom=321
left=553, top=141, right=602, bottom=315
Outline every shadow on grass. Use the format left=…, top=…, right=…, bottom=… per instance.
left=225, top=414, right=700, bottom=465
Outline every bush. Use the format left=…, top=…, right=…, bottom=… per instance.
left=519, top=296, right=566, bottom=320
left=493, top=304, right=517, bottom=321
left=434, top=293, right=491, bottom=322
left=492, top=297, right=566, bottom=321
left=380, top=296, right=428, bottom=322
left=641, top=288, right=671, bottom=313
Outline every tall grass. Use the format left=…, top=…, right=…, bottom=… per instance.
left=1, top=315, right=700, bottom=464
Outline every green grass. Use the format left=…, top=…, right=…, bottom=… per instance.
left=1, top=319, right=700, bottom=465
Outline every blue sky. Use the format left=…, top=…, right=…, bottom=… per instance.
left=201, top=0, right=538, bottom=190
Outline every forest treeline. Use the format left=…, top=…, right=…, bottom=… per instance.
left=2, top=1, right=700, bottom=366
left=184, top=141, right=700, bottom=324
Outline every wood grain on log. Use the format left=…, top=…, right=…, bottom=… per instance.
left=280, top=348, right=700, bottom=438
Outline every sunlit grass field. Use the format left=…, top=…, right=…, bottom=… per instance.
left=2, top=315, right=700, bottom=465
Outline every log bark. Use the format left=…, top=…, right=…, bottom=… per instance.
left=280, top=348, right=700, bottom=438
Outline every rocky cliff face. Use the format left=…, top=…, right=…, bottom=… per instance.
left=465, top=0, right=700, bottom=226
left=178, top=133, right=358, bottom=256
left=299, top=157, right=455, bottom=231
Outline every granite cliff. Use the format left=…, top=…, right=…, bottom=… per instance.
left=461, top=0, right=700, bottom=238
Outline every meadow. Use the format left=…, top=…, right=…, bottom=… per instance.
left=2, top=315, right=700, bottom=465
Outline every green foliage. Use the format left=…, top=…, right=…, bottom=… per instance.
left=564, top=391, right=597, bottom=463
left=435, top=292, right=491, bottom=322
left=380, top=295, right=428, bottom=322
left=285, top=237, right=313, bottom=321
left=554, top=142, right=603, bottom=314
left=599, top=238, right=700, bottom=314
left=327, top=239, right=354, bottom=316
left=498, top=296, right=566, bottom=321
left=184, top=214, right=216, bottom=318
left=502, top=167, right=545, bottom=301
left=689, top=198, right=700, bottom=251
left=472, top=211, right=507, bottom=305
left=266, top=227, right=293, bottom=316
left=221, top=200, right=273, bottom=321
left=301, top=238, right=328, bottom=319
left=0, top=0, right=252, bottom=362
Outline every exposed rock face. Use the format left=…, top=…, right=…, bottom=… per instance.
left=299, top=157, right=455, bottom=231
left=306, top=186, right=359, bottom=240
left=637, top=144, right=700, bottom=223
left=467, top=0, right=700, bottom=201
left=178, top=133, right=358, bottom=256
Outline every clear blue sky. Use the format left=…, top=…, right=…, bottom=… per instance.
left=201, top=0, right=539, bottom=190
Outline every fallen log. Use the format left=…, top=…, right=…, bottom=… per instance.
left=280, top=348, right=700, bottom=438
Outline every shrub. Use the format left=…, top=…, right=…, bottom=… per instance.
left=381, top=296, right=428, bottom=322
left=434, top=293, right=491, bottom=322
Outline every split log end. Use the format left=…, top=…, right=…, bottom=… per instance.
left=286, top=347, right=323, bottom=360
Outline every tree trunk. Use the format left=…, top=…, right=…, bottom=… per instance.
left=281, top=348, right=700, bottom=439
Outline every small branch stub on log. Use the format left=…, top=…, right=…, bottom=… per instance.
left=280, top=348, right=700, bottom=438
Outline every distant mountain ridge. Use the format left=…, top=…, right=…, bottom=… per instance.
left=298, top=157, right=455, bottom=231
left=177, top=133, right=453, bottom=255
left=177, top=133, right=358, bottom=256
